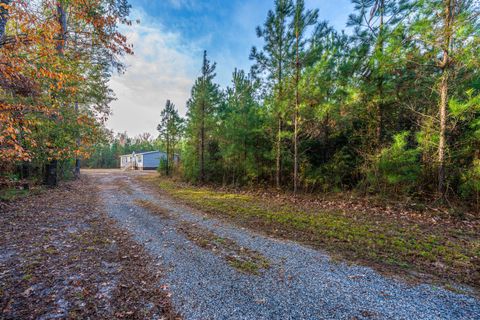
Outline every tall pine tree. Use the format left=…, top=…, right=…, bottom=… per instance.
left=219, top=69, right=263, bottom=185
left=158, top=100, right=183, bottom=176
left=251, top=0, right=294, bottom=188
left=348, top=0, right=412, bottom=148
left=410, top=0, right=480, bottom=197
left=291, top=0, right=318, bottom=193
left=184, top=51, right=221, bottom=182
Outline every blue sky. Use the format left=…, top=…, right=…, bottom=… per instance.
left=107, top=0, right=354, bottom=137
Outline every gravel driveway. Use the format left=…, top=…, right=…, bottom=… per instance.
left=89, top=170, right=480, bottom=320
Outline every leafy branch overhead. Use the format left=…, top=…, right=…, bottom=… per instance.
left=0, top=0, right=132, bottom=177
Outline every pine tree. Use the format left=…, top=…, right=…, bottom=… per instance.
left=299, top=23, right=357, bottom=192
left=184, top=51, right=221, bottom=182
left=348, top=0, right=412, bottom=148
left=173, top=0, right=480, bottom=206
left=291, top=0, right=318, bottom=194
left=251, top=0, right=294, bottom=188
left=410, top=0, right=480, bottom=197
left=219, top=69, right=262, bottom=185
left=158, top=100, right=183, bottom=176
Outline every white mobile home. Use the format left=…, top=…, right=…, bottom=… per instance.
left=120, top=151, right=167, bottom=171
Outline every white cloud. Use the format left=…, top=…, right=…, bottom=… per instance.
left=106, top=9, right=198, bottom=137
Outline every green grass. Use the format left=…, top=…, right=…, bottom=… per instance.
left=227, top=257, right=262, bottom=275
left=0, top=188, right=30, bottom=202
left=142, top=176, right=480, bottom=288
left=175, top=220, right=270, bottom=275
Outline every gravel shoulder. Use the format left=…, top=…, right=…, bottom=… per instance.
left=90, top=170, right=480, bottom=320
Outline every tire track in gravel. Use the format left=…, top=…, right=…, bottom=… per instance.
left=88, top=170, right=480, bottom=320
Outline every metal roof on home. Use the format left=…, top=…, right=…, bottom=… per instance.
left=119, top=150, right=164, bottom=157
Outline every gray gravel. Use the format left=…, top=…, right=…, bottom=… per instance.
left=90, top=171, right=480, bottom=320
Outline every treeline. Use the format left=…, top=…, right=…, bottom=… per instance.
left=0, top=0, right=131, bottom=186
left=180, top=0, right=479, bottom=204
left=84, top=99, right=184, bottom=175
left=83, top=132, right=161, bottom=169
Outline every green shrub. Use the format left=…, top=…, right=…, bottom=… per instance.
left=303, top=147, right=356, bottom=192
left=157, top=158, right=169, bottom=176
left=367, top=132, right=421, bottom=195
left=460, top=159, right=480, bottom=202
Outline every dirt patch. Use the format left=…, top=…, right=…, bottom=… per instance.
left=0, top=176, right=180, bottom=319
left=177, top=222, right=270, bottom=275
left=115, top=178, right=135, bottom=195
left=134, top=199, right=172, bottom=219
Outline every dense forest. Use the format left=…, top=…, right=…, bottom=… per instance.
left=86, top=0, right=480, bottom=205
left=180, top=0, right=480, bottom=205
left=2, top=0, right=480, bottom=207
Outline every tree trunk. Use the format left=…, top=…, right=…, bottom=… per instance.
left=18, top=114, right=30, bottom=189
left=243, top=101, right=247, bottom=178
left=293, top=27, right=300, bottom=194
left=171, top=144, right=175, bottom=175
left=73, top=29, right=81, bottom=179
left=438, top=0, right=453, bottom=197
left=44, top=160, right=58, bottom=187
left=276, top=45, right=283, bottom=189
left=166, top=132, right=170, bottom=176
left=74, top=101, right=80, bottom=179
left=0, top=0, right=11, bottom=44
left=324, top=113, right=330, bottom=162
left=438, top=69, right=448, bottom=196
left=21, top=162, right=29, bottom=189
left=56, top=1, right=67, bottom=53
left=276, top=117, right=282, bottom=188
left=200, top=103, right=205, bottom=183
left=45, top=1, right=67, bottom=187
left=376, top=0, right=385, bottom=147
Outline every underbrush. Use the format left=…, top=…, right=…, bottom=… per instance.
left=0, top=188, right=30, bottom=201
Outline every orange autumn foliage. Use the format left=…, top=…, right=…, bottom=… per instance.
left=0, top=0, right=132, bottom=166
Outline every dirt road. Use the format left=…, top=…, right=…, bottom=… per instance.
left=88, top=169, right=480, bottom=320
